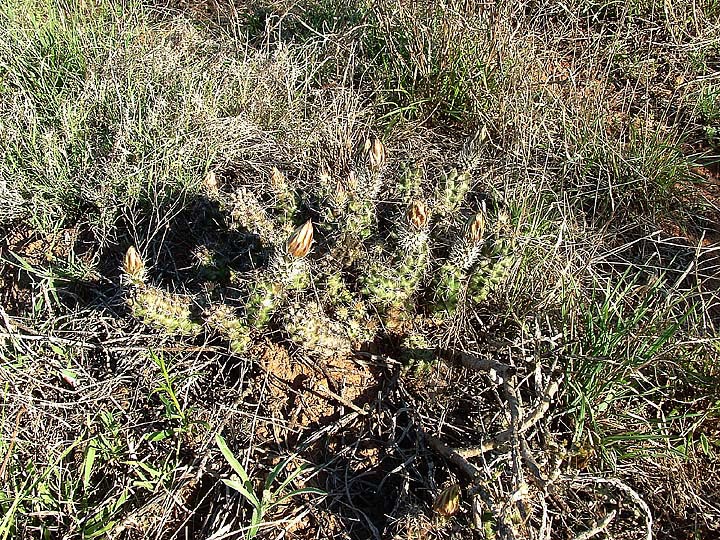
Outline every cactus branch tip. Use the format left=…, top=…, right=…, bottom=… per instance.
left=123, top=245, right=145, bottom=281
left=287, top=219, right=314, bottom=258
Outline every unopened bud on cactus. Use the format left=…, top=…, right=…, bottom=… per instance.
left=271, top=166, right=286, bottom=189
left=467, top=211, right=486, bottom=244
left=347, top=170, right=359, bottom=192
left=408, top=200, right=429, bottom=229
left=433, top=484, right=461, bottom=517
left=123, top=246, right=145, bottom=283
left=368, top=138, right=386, bottom=171
left=203, top=170, right=218, bottom=192
left=286, top=220, right=313, bottom=258
left=333, top=178, right=348, bottom=207
left=497, top=210, right=511, bottom=230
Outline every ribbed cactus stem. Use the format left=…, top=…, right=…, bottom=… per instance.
left=456, top=127, right=487, bottom=174
left=439, top=168, right=471, bottom=214
left=205, top=305, right=251, bottom=352
left=285, top=302, right=351, bottom=358
left=129, top=286, right=202, bottom=336
left=227, top=187, right=278, bottom=245
left=270, top=167, right=299, bottom=232
left=244, top=279, right=282, bottom=328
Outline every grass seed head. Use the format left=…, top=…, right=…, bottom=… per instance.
left=287, top=219, right=314, bottom=258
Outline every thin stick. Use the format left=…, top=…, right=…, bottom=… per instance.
left=572, top=511, right=616, bottom=540
left=457, top=377, right=561, bottom=457
left=0, top=406, right=26, bottom=481
left=424, top=434, right=480, bottom=481
left=571, top=476, right=652, bottom=540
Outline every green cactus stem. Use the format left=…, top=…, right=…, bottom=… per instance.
left=204, top=304, right=251, bottom=352
left=129, top=286, right=202, bottom=336
left=285, top=302, right=351, bottom=358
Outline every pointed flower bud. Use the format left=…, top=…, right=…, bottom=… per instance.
left=368, top=138, right=386, bottom=171
left=433, top=483, right=460, bottom=517
left=286, top=220, right=313, bottom=258
left=407, top=200, right=429, bottom=229
left=203, top=170, right=218, bottom=192
left=271, top=166, right=287, bottom=189
left=123, top=246, right=145, bottom=281
left=467, top=211, right=486, bottom=244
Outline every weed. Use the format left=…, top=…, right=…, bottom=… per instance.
left=215, top=434, right=324, bottom=538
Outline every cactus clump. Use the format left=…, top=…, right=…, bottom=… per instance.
left=120, top=129, right=517, bottom=375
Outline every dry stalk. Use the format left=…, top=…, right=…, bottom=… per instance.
left=572, top=510, right=617, bottom=540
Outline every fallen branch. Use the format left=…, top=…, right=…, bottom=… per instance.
left=457, top=377, right=561, bottom=457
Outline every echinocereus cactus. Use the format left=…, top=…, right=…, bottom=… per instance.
left=227, top=187, right=278, bottom=246
left=363, top=200, right=430, bottom=310
left=244, top=220, right=314, bottom=328
left=129, top=286, right=202, bottom=336
left=333, top=140, right=387, bottom=265
left=431, top=210, right=487, bottom=314
left=436, top=128, right=486, bottom=217
left=284, top=301, right=351, bottom=358
left=122, top=246, right=202, bottom=336
left=270, top=166, right=299, bottom=235
left=467, top=209, right=516, bottom=304
left=323, top=272, right=375, bottom=343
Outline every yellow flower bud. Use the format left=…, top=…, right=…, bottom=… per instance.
left=123, top=246, right=145, bottom=281
left=271, top=166, right=287, bottom=189
left=407, top=200, right=429, bottom=229
left=203, top=170, right=218, bottom=191
left=467, top=211, right=486, bottom=244
left=433, top=484, right=460, bottom=517
left=368, top=138, right=386, bottom=171
left=286, top=220, right=314, bottom=258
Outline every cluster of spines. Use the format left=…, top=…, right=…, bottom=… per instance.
left=324, top=273, right=375, bottom=343
left=435, top=128, right=487, bottom=217
left=129, top=286, right=202, bottom=336
left=431, top=211, right=486, bottom=314
left=204, top=304, right=250, bottom=353
left=284, top=301, right=351, bottom=358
